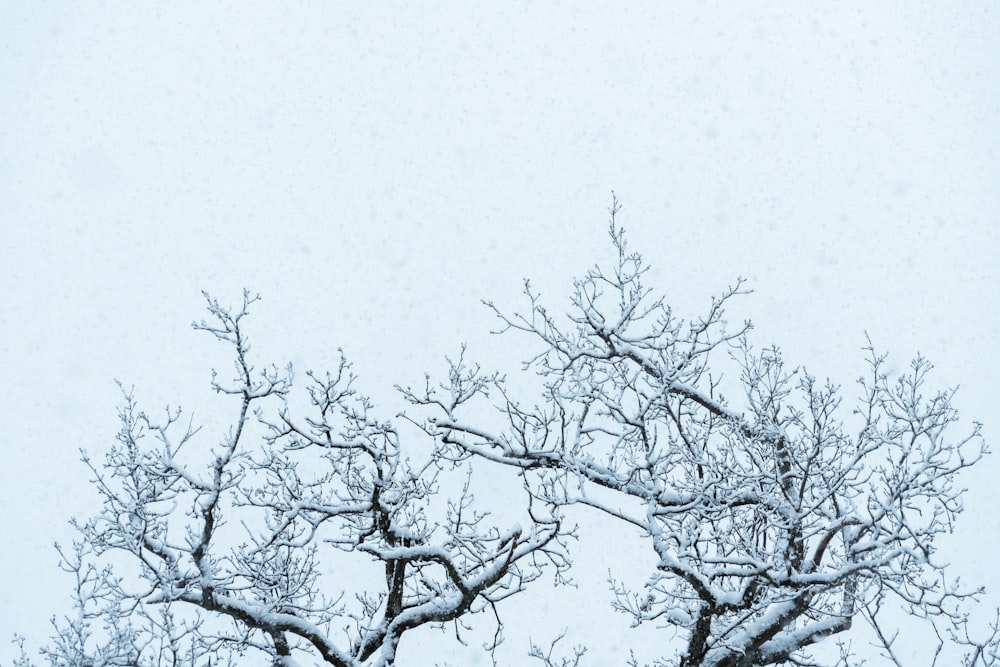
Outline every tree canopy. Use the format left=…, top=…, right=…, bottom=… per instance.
left=12, top=203, right=996, bottom=667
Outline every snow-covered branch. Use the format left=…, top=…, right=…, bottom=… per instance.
left=25, top=293, right=567, bottom=667
left=409, top=209, right=991, bottom=667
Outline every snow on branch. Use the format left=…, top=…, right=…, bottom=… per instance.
left=25, top=293, right=568, bottom=667
left=409, top=204, right=992, bottom=667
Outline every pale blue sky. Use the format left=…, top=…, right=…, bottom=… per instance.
left=2, top=3, right=998, bottom=664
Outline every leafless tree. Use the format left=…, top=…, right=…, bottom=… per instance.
left=406, top=198, right=993, bottom=666
left=13, top=202, right=996, bottom=667
left=17, top=292, right=566, bottom=667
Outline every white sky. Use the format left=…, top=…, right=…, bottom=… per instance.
left=1, top=3, right=998, bottom=665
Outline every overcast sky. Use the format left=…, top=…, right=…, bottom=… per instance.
left=2, top=3, right=998, bottom=665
